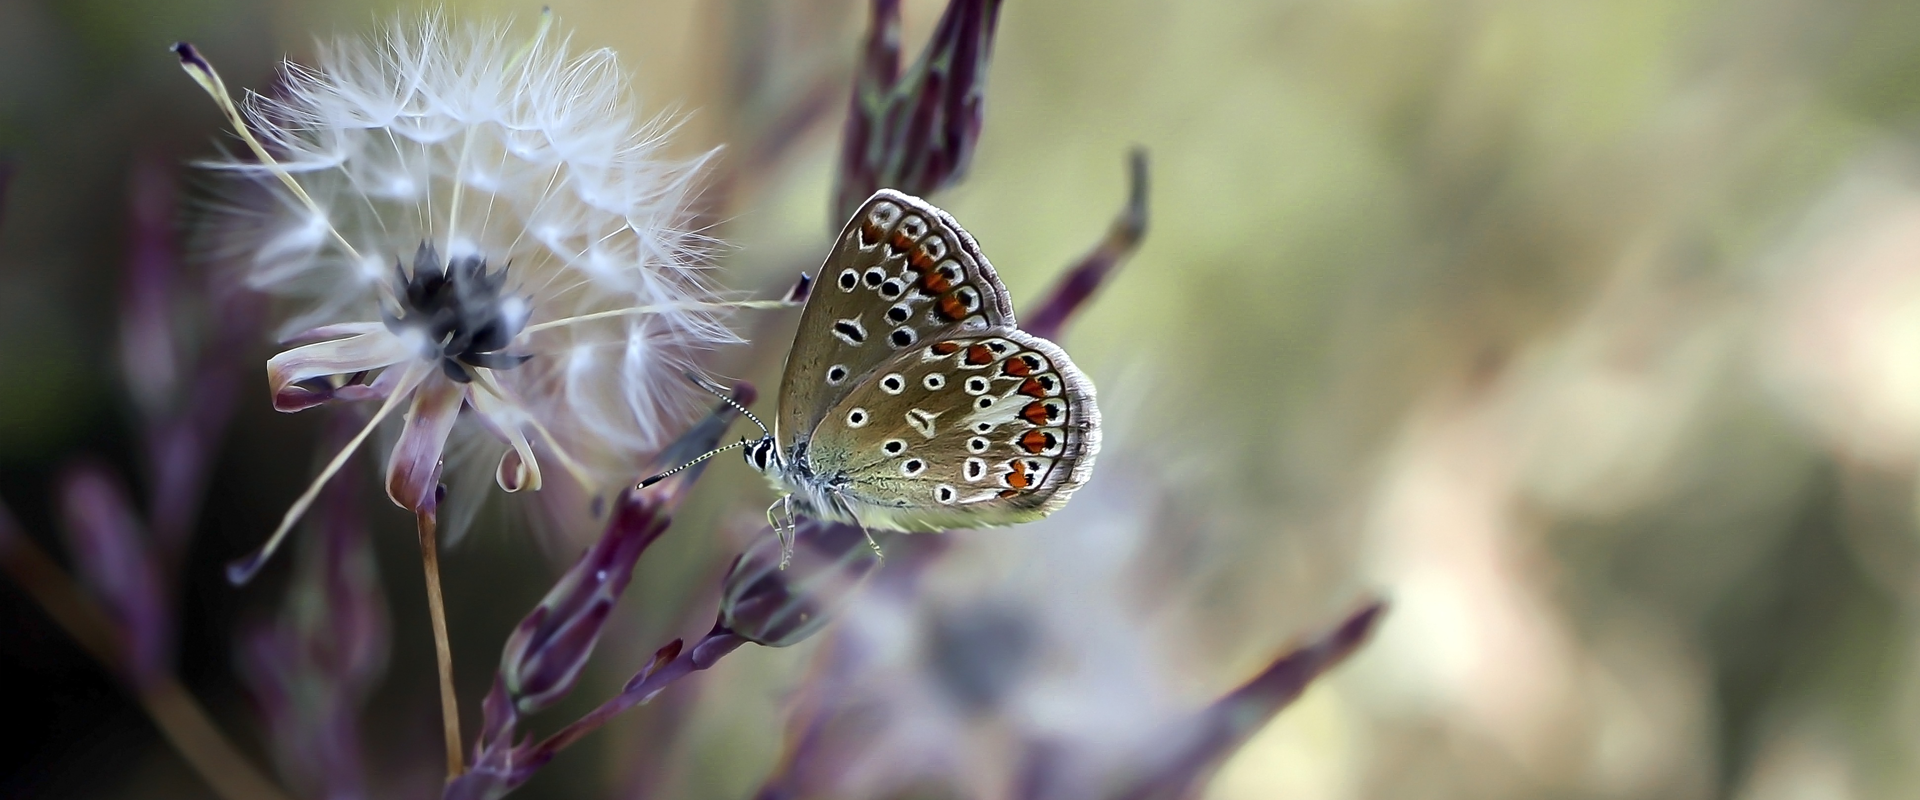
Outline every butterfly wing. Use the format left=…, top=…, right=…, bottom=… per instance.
left=776, top=190, right=1017, bottom=448
left=804, top=329, right=1100, bottom=531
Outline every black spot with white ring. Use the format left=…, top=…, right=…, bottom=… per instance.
left=833, top=319, right=867, bottom=345
left=887, top=303, right=912, bottom=324
left=880, top=373, right=905, bottom=394
left=919, top=236, right=948, bottom=262
left=863, top=267, right=886, bottom=287
left=934, top=484, right=957, bottom=503
left=837, top=269, right=858, bottom=291
left=901, top=458, right=927, bottom=477
left=846, top=408, right=869, bottom=428
left=964, top=457, right=987, bottom=480
left=826, top=364, right=849, bottom=385
left=882, top=439, right=907, bottom=457
left=964, top=376, right=991, bottom=395
left=973, top=422, right=994, bottom=434
left=879, top=279, right=905, bottom=300
left=923, top=373, right=947, bottom=390
left=975, top=396, right=995, bottom=410
left=890, top=327, right=918, bottom=347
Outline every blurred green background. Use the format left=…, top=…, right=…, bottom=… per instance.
left=7, top=0, right=1920, bottom=797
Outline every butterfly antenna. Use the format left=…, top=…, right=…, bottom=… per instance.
left=637, top=438, right=749, bottom=489
left=686, top=371, right=772, bottom=439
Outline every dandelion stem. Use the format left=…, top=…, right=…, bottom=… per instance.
left=171, top=43, right=365, bottom=265
left=520, top=298, right=799, bottom=334
left=415, top=504, right=465, bottom=779
left=228, top=362, right=422, bottom=584
left=0, top=525, right=296, bottom=800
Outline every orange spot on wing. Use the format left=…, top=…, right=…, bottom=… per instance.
left=931, top=341, right=962, bottom=356
left=908, top=248, right=936, bottom=272
left=1017, top=378, right=1048, bottom=398
left=920, top=272, right=953, bottom=294
left=1001, top=356, right=1035, bottom=377
left=1018, top=429, right=1050, bottom=454
left=889, top=229, right=917, bottom=252
left=1005, top=461, right=1033, bottom=489
left=965, top=344, right=995, bottom=366
left=935, top=293, right=968, bottom=321
left=1020, top=402, right=1051, bottom=426
left=997, top=488, right=1022, bottom=499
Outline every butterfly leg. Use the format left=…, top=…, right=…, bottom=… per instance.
left=765, top=496, right=796, bottom=570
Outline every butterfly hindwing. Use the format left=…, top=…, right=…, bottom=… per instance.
left=776, top=190, right=1017, bottom=448
left=805, top=328, right=1100, bottom=531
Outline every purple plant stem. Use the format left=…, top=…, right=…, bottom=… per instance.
left=59, top=463, right=171, bottom=690
left=449, top=386, right=759, bottom=799
left=240, top=415, right=388, bottom=800
left=1024, top=150, right=1150, bottom=342
left=118, top=158, right=263, bottom=557
left=834, top=0, right=1005, bottom=223
left=542, top=627, right=748, bottom=757
left=1109, top=601, right=1388, bottom=800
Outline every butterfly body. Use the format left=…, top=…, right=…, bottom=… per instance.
left=746, top=190, right=1100, bottom=533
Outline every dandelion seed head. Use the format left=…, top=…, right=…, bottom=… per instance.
left=203, top=13, right=732, bottom=483
left=187, top=13, right=741, bottom=578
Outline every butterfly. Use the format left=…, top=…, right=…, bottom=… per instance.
left=688, top=190, right=1101, bottom=553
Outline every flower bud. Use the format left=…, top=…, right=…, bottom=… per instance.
left=718, top=519, right=881, bottom=647
left=500, top=385, right=749, bottom=713
left=833, top=0, right=1005, bottom=224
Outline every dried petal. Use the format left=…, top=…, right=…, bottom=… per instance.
left=266, top=332, right=413, bottom=412
left=385, top=372, right=466, bottom=511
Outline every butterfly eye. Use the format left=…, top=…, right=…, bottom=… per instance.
left=846, top=408, right=869, bottom=428
left=901, top=458, right=927, bottom=477
left=923, top=373, right=946, bottom=390
left=837, top=269, right=858, bottom=291
left=880, top=374, right=905, bottom=394
left=826, top=364, right=848, bottom=385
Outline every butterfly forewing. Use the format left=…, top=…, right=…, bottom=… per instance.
left=806, top=328, right=1100, bottom=531
left=776, top=190, right=1017, bottom=448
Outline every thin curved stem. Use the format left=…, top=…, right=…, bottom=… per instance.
left=0, top=528, right=296, bottom=800
left=416, top=506, right=464, bottom=779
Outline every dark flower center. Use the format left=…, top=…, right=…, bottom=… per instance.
left=384, top=241, right=530, bottom=383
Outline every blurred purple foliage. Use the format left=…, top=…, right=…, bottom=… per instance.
left=239, top=433, right=389, bottom=800
left=58, top=465, right=170, bottom=690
